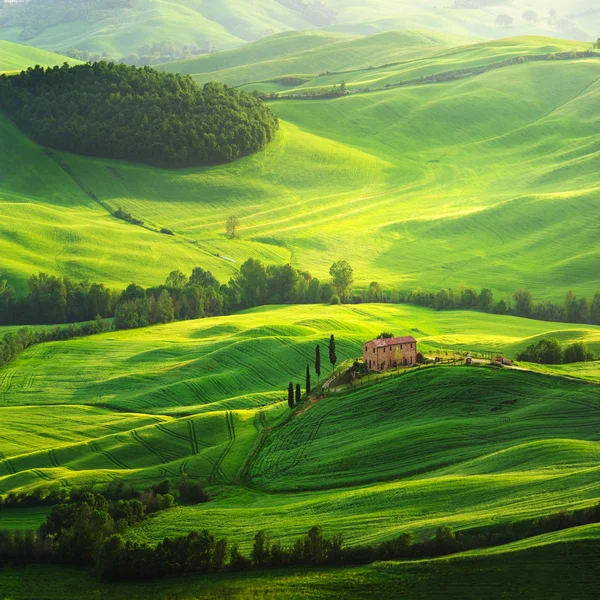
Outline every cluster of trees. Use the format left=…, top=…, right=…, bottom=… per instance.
left=516, top=339, right=595, bottom=365
left=0, top=259, right=350, bottom=333
left=287, top=336, right=337, bottom=409
left=0, top=273, right=115, bottom=325
left=0, top=62, right=279, bottom=168
left=0, top=476, right=208, bottom=511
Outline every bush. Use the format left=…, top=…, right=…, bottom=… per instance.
left=563, top=342, right=594, bottom=364
left=160, top=228, right=174, bottom=236
left=330, top=295, right=341, bottom=305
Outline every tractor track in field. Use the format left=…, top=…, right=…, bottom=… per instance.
left=48, top=449, right=60, bottom=468
left=1, top=456, right=16, bottom=475
left=240, top=410, right=271, bottom=483
left=130, top=430, right=169, bottom=464
left=89, top=441, right=129, bottom=470
left=209, top=411, right=235, bottom=485
left=187, top=420, right=200, bottom=455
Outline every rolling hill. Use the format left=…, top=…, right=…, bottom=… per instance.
left=0, top=0, right=597, bottom=60
left=0, top=40, right=79, bottom=74
left=2, top=36, right=599, bottom=300
left=1, top=302, right=599, bottom=499
left=157, top=29, right=475, bottom=87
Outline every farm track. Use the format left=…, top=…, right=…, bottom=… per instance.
left=89, top=441, right=129, bottom=471
left=130, top=429, right=170, bottom=464
left=209, top=411, right=236, bottom=484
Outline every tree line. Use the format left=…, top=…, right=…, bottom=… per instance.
left=406, top=286, right=600, bottom=326
left=516, top=339, right=595, bottom=365
left=0, top=260, right=355, bottom=328
left=2, top=264, right=599, bottom=339
left=287, top=335, right=337, bottom=409
left=0, top=62, right=279, bottom=168
left=2, top=480, right=599, bottom=582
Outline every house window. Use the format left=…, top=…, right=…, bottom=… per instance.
left=373, top=348, right=375, bottom=353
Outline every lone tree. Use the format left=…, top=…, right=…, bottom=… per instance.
left=295, top=383, right=302, bottom=405
left=495, top=14, right=514, bottom=27
left=287, top=382, right=294, bottom=409
left=329, top=260, right=354, bottom=302
left=306, top=364, right=311, bottom=396
left=329, top=334, right=337, bottom=371
left=523, top=10, right=538, bottom=24
left=595, top=38, right=600, bottom=49
left=226, top=215, right=240, bottom=239
left=315, top=344, right=321, bottom=381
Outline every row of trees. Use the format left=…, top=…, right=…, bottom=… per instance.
left=3, top=267, right=600, bottom=334
left=516, top=339, right=595, bottom=365
left=0, top=62, right=279, bottom=168
left=407, top=286, right=600, bottom=326
left=287, top=336, right=337, bottom=409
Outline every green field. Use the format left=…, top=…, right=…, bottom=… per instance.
left=1, top=304, right=600, bottom=555
left=0, top=40, right=79, bottom=74
left=157, top=29, right=475, bottom=88
left=2, top=13, right=600, bottom=594
left=2, top=35, right=600, bottom=300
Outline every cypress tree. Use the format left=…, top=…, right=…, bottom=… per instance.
left=288, top=382, right=294, bottom=409
left=329, top=334, right=337, bottom=371
left=295, top=383, right=302, bottom=405
left=315, top=345, right=321, bottom=381
left=305, top=364, right=311, bottom=396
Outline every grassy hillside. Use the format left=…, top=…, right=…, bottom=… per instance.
left=1, top=533, right=600, bottom=599
left=0, top=0, right=596, bottom=60
left=158, top=29, right=473, bottom=87
left=0, top=40, right=79, bottom=74
left=1, top=303, right=599, bottom=500
left=3, top=37, right=599, bottom=299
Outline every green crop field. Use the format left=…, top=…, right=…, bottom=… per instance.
left=157, top=29, right=475, bottom=88
left=2, top=9, right=600, bottom=595
left=0, top=40, right=80, bottom=74
left=2, top=304, right=600, bottom=550
left=2, top=36, right=600, bottom=300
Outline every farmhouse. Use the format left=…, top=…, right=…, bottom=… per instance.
left=363, top=335, right=417, bottom=372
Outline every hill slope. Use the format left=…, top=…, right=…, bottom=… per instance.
left=158, top=29, right=473, bottom=87
left=0, top=0, right=596, bottom=59
left=3, top=37, right=599, bottom=299
left=1, top=303, right=599, bottom=495
left=0, top=40, right=79, bottom=73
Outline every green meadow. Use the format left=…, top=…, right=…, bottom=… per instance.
left=2, top=35, right=600, bottom=301
left=0, top=40, right=79, bottom=74
left=2, top=13, right=600, bottom=595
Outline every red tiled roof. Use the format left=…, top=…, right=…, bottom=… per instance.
left=368, top=336, right=417, bottom=347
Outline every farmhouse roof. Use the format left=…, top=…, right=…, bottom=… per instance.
left=370, top=336, right=417, bottom=347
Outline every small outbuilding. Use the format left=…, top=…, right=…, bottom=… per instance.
left=363, top=335, right=417, bottom=372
